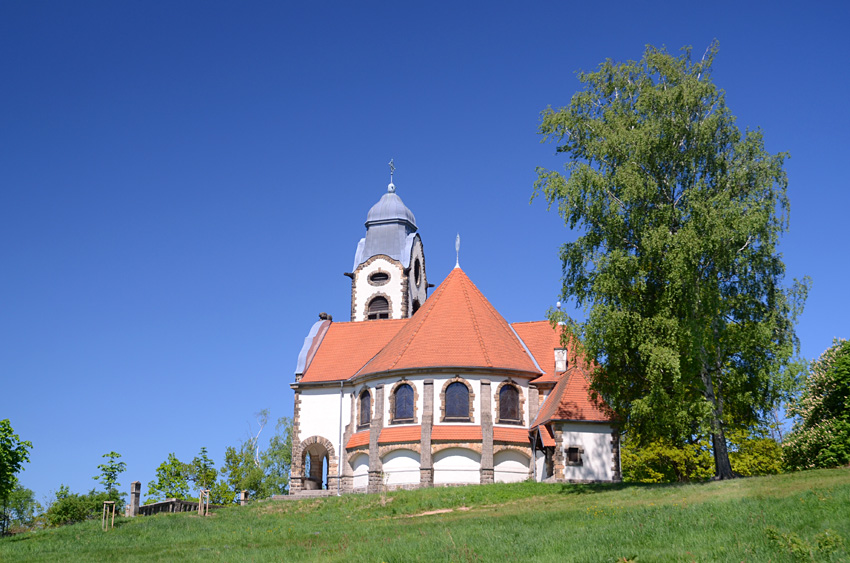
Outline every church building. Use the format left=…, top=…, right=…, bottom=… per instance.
left=290, top=172, right=620, bottom=495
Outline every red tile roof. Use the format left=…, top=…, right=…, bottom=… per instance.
left=378, top=426, right=421, bottom=444
left=358, top=268, right=541, bottom=377
left=300, top=319, right=408, bottom=383
left=346, top=430, right=369, bottom=449
left=512, top=321, right=585, bottom=384
left=431, top=425, right=483, bottom=442
left=493, top=427, right=531, bottom=444
left=533, top=366, right=614, bottom=425
left=538, top=425, right=555, bottom=447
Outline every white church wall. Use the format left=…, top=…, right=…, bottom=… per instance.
left=350, top=453, right=369, bottom=490
left=299, top=388, right=351, bottom=460
left=381, top=449, right=421, bottom=486
left=433, top=448, right=481, bottom=484
left=557, top=423, right=615, bottom=482
left=534, top=449, right=548, bottom=481
left=494, top=450, right=530, bottom=483
left=353, top=258, right=405, bottom=321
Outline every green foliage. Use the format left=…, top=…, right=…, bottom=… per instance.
left=534, top=42, right=808, bottom=479
left=728, top=428, right=783, bottom=476
left=0, top=419, right=32, bottom=535
left=784, top=339, right=850, bottom=470
left=765, top=526, right=845, bottom=560
left=623, top=427, right=783, bottom=483
left=146, top=453, right=192, bottom=502
left=1, top=485, right=40, bottom=533
left=222, top=416, right=293, bottom=500
left=222, top=443, right=265, bottom=499
left=262, top=417, right=293, bottom=495
left=622, top=435, right=713, bottom=483
left=45, top=485, right=122, bottom=527
left=188, top=447, right=217, bottom=491
left=93, top=451, right=126, bottom=494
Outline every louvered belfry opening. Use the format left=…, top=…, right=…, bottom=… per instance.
left=367, top=296, right=390, bottom=320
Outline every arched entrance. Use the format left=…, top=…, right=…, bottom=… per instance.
left=297, top=436, right=336, bottom=491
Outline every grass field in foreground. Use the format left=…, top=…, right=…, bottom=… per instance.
left=2, top=468, right=849, bottom=562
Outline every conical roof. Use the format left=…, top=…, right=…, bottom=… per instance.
left=356, top=268, right=542, bottom=376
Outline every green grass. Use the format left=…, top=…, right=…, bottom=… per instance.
left=3, top=468, right=850, bottom=562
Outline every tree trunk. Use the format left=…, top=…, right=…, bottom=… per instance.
left=701, top=369, right=735, bottom=479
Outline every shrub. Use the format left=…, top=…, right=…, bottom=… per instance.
left=45, top=486, right=123, bottom=527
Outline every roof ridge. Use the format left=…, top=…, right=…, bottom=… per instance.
left=460, top=272, right=491, bottom=367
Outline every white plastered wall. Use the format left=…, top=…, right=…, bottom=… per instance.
left=353, top=258, right=405, bottom=321
left=433, top=448, right=481, bottom=484
left=298, top=387, right=352, bottom=462
left=494, top=450, right=529, bottom=483
left=381, top=449, right=421, bottom=485
left=556, top=423, right=615, bottom=482
left=350, top=453, right=369, bottom=490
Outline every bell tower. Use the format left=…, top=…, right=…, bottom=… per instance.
left=346, top=163, right=427, bottom=321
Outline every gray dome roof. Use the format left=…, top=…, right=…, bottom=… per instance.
left=366, top=191, right=417, bottom=229
left=353, top=185, right=419, bottom=269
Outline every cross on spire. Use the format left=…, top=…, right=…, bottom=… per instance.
left=389, top=159, right=395, bottom=182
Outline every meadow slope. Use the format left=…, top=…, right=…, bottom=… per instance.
left=2, top=468, right=849, bottom=562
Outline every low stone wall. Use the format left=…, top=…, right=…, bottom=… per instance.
left=138, top=498, right=224, bottom=516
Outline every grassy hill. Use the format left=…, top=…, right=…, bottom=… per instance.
left=3, top=468, right=849, bottom=562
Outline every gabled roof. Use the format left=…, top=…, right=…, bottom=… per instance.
left=533, top=365, right=614, bottom=425
left=357, top=268, right=542, bottom=377
left=299, top=319, right=408, bottom=383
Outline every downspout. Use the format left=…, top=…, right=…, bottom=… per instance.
left=338, top=381, right=343, bottom=496
left=618, top=430, right=623, bottom=482
left=534, top=427, right=541, bottom=482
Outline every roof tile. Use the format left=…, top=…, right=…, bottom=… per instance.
left=493, top=427, right=531, bottom=444
left=378, top=426, right=422, bottom=444
left=300, top=319, right=408, bottom=383
left=345, top=430, right=370, bottom=449
left=358, top=269, right=541, bottom=376
left=533, top=366, right=614, bottom=425
left=431, top=425, right=483, bottom=442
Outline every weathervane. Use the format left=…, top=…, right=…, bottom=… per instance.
left=455, top=233, right=460, bottom=269
left=388, top=159, right=396, bottom=193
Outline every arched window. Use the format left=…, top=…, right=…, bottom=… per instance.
left=499, top=384, right=521, bottom=424
left=359, top=390, right=371, bottom=428
left=393, top=383, right=414, bottom=423
left=367, top=296, right=390, bottom=320
left=445, top=382, right=470, bottom=421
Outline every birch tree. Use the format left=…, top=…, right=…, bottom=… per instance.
left=534, top=42, right=808, bottom=479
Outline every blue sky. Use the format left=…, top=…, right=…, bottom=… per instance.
left=2, top=1, right=848, bottom=504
